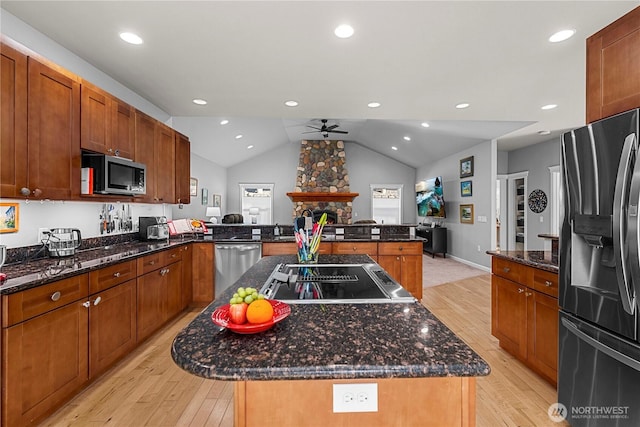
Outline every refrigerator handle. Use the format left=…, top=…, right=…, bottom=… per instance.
left=625, top=133, right=640, bottom=313
left=613, top=133, right=637, bottom=315
left=562, top=317, right=640, bottom=372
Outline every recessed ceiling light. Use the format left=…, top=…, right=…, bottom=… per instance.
left=192, top=98, right=207, bottom=105
left=235, top=134, right=243, bottom=139
left=247, top=145, right=254, bottom=150
left=538, top=130, right=551, bottom=135
left=421, top=122, right=430, bottom=128
left=391, top=146, right=398, bottom=151
left=403, top=136, right=411, bottom=141
left=119, top=32, right=143, bottom=45
left=284, top=100, right=299, bottom=107
left=220, top=119, right=229, bottom=125
left=368, top=102, right=381, bottom=108
left=455, top=103, right=470, bottom=109
left=334, top=24, right=354, bottom=39
left=549, top=29, right=576, bottom=43
left=541, top=104, right=557, bottom=110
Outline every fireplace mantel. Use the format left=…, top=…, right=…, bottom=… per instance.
left=286, top=192, right=359, bottom=203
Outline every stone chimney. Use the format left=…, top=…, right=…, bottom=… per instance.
left=287, top=140, right=358, bottom=224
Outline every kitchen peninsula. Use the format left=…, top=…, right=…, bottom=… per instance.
left=172, top=254, right=490, bottom=427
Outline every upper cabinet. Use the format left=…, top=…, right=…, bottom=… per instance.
left=134, top=110, right=156, bottom=203
left=586, top=6, right=640, bottom=123
left=154, top=122, right=175, bottom=203
left=80, top=82, right=134, bottom=159
left=175, top=132, right=191, bottom=205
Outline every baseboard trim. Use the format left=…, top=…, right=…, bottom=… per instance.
left=445, top=255, right=491, bottom=273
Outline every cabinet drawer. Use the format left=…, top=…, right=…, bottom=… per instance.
left=137, top=251, right=165, bottom=275
left=89, top=260, right=137, bottom=294
left=163, top=247, right=183, bottom=264
left=530, top=268, right=559, bottom=298
left=2, top=274, right=89, bottom=327
left=332, top=242, right=378, bottom=255
left=378, top=242, right=423, bottom=256
left=492, top=257, right=523, bottom=283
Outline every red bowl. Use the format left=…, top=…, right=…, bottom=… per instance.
left=211, top=300, right=291, bottom=334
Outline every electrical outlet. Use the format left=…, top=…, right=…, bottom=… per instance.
left=38, top=228, right=50, bottom=242
left=333, top=383, right=378, bottom=413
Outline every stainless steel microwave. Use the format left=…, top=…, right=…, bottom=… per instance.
left=82, top=153, right=146, bottom=196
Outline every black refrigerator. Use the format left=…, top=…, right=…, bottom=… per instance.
left=559, top=108, right=640, bottom=426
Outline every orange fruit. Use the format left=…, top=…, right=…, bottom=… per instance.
left=246, top=300, right=274, bottom=324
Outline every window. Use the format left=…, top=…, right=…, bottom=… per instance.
left=549, top=166, right=561, bottom=235
left=371, top=184, right=402, bottom=224
left=239, top=183, right=274, bottom=224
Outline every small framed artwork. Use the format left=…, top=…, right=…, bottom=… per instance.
left=213, top=194, right=221, bottom=208
left=0, top=203, right=19, bottom=233
left=460, top=204, right=474, bottom=224
left=460, top=180, right=472, bottom=197
left=201, top=188, right=208, bottom=205
left=190, top=178, right=198, bottom=197
left=460, top=156, right=474, bottom=178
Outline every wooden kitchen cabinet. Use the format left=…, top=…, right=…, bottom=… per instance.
left=27, top=57, right=81, bottom=200
left=154, top=122, right=175, bottom=203
left=586, top=6, right=640, bottom=123
left=262, top=241, right=332, bottom=256
left=80, top=81, right=135, bottom=159
left=0, top=40, right=28, bottom=199
left=331, top=242, right=378, bottom=261
left=377, top=242, right=423, bottom=300
left=134, top=110, right=156, bottom=202
left=192, top=243, right=215, bottom=304
left=175, top=131, right=191, bottom=204
left=180, top=244, right=193, bottom=309
left=2, top=274, right=90, bottom=427
left=491, top=257, right=558, bottom=386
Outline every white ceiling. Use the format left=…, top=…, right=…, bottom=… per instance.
left=3, top=1, right=638, bottom=168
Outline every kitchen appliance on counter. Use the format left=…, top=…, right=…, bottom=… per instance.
left=44, top=228, right=82, bottom=257
left=559, top=108, right=640, bottom=426
left=260, top=263, right=416, bottom=304
left=82, top=152, right=146, bottom=196
left=214, top=242, right=262, bottom=298
left=139, top=216, right=169, bottom=241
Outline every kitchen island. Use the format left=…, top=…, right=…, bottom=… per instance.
left=172, top=254, right=490, bottom=427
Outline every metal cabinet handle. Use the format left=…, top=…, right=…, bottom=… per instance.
left=149, top=260, right=155, bottom=265
left=171, top=253, right=177, bottom=258
left=113, top=272, right=121, bottom=278
left=544, top=280, right=553, bottom=286
left=51, top=291, right=61, bottom=301
left=82, top=301, right=91, bottom=308
left=93, top=296, right=102, bottom=305
left=503, top=267, right=510, bottom=273
left=525, top=292, right=532, bottom=297
left=517, top=288, right=524, bottom=293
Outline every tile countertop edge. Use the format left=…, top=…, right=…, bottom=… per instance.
left=486, top=250, right=558, bottom=273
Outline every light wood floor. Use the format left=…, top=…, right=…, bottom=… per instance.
left=40, top=273, right=565, bottom=427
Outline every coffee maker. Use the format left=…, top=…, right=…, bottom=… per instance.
left=139, top=216, right=169, bottom=241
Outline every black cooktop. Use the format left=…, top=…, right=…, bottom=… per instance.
left=260, top=263, right=416, bottom=304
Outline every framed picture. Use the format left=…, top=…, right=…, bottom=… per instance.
left=213, top=194, right=221, bottom=208
left=201, top=188, right=208, bottom=205
left=460, top=204, right=474, bottom=224
left=0, top=203, right=19, bottom=233
left=460, top=180, right=472, bottom=197
left=190, top=178, right=198, bottom=197
left=460, top=156, right=474, bottom=178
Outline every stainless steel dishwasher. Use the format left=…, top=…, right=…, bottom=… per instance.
left=214, top=242, right=262, bottom=298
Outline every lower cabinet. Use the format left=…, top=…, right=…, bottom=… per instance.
left=192, top=242, right=214, bottom=304
left=137, top=259, right=182, bottom=342
left=377, top=242, right=423, bottom=300
left=491, top=257, right=558, bottom=386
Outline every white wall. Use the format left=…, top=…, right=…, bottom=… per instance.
left=416, top=140, right=495, bottom=269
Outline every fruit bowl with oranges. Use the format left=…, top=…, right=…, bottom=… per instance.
left=211, top=287, right=291, bottom=334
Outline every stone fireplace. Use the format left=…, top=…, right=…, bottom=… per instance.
left=287, top=139, right=358, bottom=224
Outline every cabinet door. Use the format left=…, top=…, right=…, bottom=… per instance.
left=401, top=255, right=422, bottom=300
left=80, top=84, right=110, bottom=154
left=377, top=255, right=402, bottom=284
left=89, top=279, right=136, bottom=378
left=192, top=243, right=214, bottom=304
left=181, top=245, right=193, bottom=309
left=262, top=242, right=297, bottom=256
left=165, top=261, right=183, bottom=319
left=586, top=7, right=640, bottom=123
left=0, top=42, right=28, bottom=198
left=491, top=275, right=527, bottom=360
left=154, top=122, right=175, bottom=203
left=527, top=290, right=558, bottom=386
left=112, top=99, right=134, bottom=159
left=3, top=300, right=88, bottom=427
left=27, top=58, right=80, bottom=200
left=136, top=269, right=166, bottom=342
left=134, top=110, right=155, bottom=203
left=332, top=242, right=378, bottom=256
left=175, top=132, right=191, bottom=204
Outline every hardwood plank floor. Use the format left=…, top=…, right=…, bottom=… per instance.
left=40, top=273, right=566, bottom=427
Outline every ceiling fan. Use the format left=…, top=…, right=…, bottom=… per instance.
left=302, top=119, right=349, bottom=138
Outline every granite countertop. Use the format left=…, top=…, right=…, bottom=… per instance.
left=171, top=254, right=491, bottom=381
left=486, top=249, right=558, bottom=273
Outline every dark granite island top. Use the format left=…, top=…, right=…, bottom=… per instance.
left=486, top=249, right=558, bottom=273
left=171, top=254, right=490, bottom=381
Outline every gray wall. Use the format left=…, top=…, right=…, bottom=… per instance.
left=506, top=138, right=560, bottom=250
left=416, top=140, right=494, bottom=269
left=226, top=141, right=418, bottom=225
